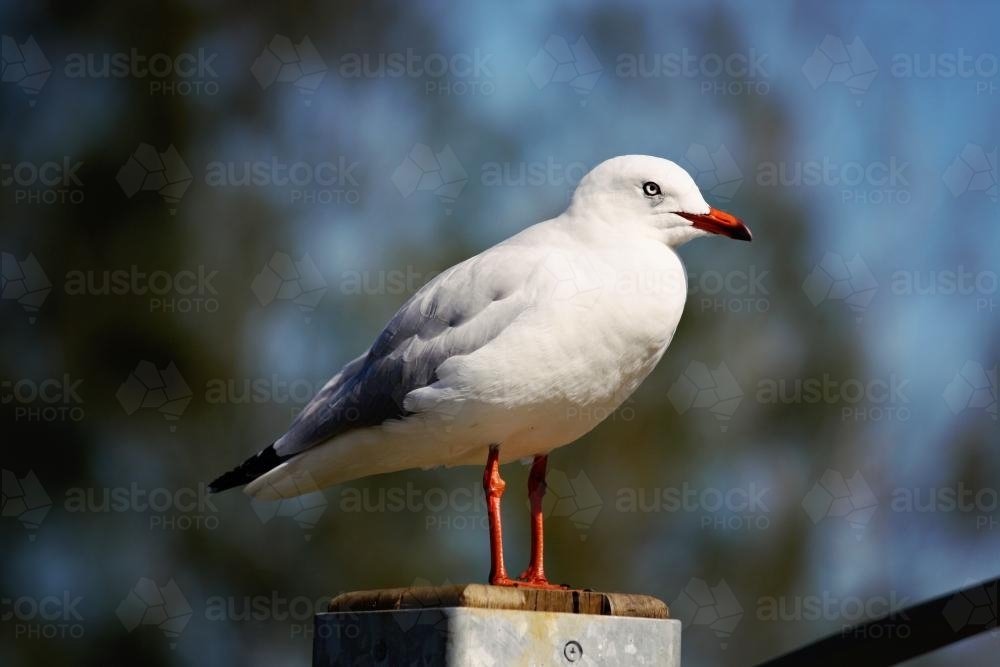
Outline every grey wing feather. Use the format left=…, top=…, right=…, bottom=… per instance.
left=273, top=245, right=535, bottom=457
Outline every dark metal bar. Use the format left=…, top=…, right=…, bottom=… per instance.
left=754, top=578, right=998, bottom=667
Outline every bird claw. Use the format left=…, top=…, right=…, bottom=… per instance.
left=488, top=572, right=570, bottom=590
left=489, top=575, right=518, bottom=587
left=516, top=578, right=571, bottom=590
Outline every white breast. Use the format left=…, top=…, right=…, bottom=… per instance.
left=414, top=237, right=688, bottom=462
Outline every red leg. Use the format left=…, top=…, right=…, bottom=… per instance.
left=518, top=455, right=567, bottom=589
left=483, top=445, right=514, bottom=586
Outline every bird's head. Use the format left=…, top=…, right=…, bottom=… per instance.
left=569, top=155, right=751, bottom=247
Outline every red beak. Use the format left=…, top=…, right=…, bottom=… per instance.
left=677, top=207, right=752, bottom=242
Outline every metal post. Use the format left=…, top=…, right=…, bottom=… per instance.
left=313, top=584, right=680, bottom=666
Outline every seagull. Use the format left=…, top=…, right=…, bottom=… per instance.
left=209, top=155, right=751, bottom=588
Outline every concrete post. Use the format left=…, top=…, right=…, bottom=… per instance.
left=313, top=584, right=681, bottom=666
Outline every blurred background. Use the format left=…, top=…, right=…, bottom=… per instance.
left=1, top=0, right=997, bottom=665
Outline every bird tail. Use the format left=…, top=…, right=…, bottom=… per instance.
left=208, top=443, right=290, bottom=494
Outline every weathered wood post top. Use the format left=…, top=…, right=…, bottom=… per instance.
left=314, top=584, right=680, bottom=665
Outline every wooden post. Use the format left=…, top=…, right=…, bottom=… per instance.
left=313, top=584, right=680, bottom=665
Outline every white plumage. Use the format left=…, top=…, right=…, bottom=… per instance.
left=210, top=155, right=751, bottom=501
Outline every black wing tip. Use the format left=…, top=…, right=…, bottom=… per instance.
left=208, top=443, right=289, bottom=494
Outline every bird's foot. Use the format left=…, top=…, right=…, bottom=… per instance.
left=488, top=573, right=570, bottom=590
left=488, top=574, right=520, bottom=587
left=515, top=569, right=571, bottom=590
left=515, top=578, right=571, bottom=590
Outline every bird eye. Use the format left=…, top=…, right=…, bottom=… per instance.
left=642, top=181, right=661, bottom=197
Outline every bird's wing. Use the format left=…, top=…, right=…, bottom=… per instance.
left=273, top=239, right=549, bottom=458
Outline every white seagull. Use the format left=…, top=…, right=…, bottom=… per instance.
left=210, top=155, right=751, bottom=588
